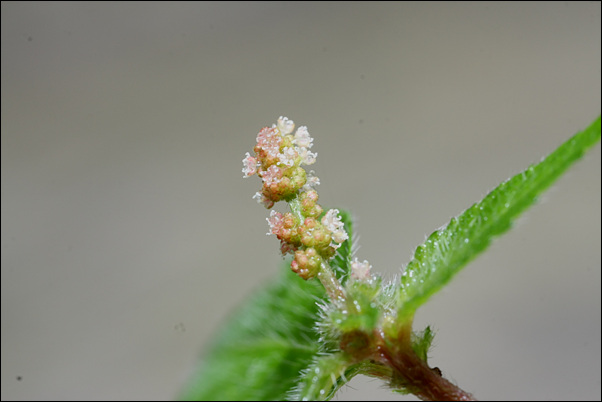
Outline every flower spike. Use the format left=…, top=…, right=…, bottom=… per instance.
left=243, top=117, right=352, bottom=279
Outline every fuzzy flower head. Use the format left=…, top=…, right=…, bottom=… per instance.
left=293, top=126, right=313, bottom=148
left=243, top=117, right=318, bottom=206
left=244, top=117, right=351, bottom=280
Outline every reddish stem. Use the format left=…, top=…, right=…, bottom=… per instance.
left=373, top=327, right=476, bottom=401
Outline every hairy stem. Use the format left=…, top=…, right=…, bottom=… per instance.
left=317, top=260, right=347, bottom=308
left=375, top=324, right=476, bottom=401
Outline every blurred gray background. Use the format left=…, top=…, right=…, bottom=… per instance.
left=1, top=2, right=600, bottom=400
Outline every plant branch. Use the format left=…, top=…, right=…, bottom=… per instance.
left=317, top=260, right=347, bottom=308
left=374, top=325, right=476, bottom=401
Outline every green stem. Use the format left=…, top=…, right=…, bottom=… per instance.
left=288, top=196, right=304, bottom=221
left=317, top=260, right=347, bottom=308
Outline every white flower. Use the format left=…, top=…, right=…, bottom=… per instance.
left=277, top=116, right=295, bottom=135
left=350, top=258, right=372, bottom=281
left=298, top=147, right=317, bottom=165
left=293, top=126, right=313, bottom=148
left=301, top=170, right=320, bottom=192
left=321, top=209, right=348, bottom=243
left=322, top=209, right=344, bottom=231
left=331, top=229, right=349, bottom=244
left=278, top=146, right=297, bottom=167
left=242, top=152, right=258, bottom=177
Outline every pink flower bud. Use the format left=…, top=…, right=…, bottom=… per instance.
left=283, top=213, right=296, bottom=229
left=291, top=248, right=321, bottom=279
left=280, top=240, right=298, bottom=256
left=262, top=165, right=283, bottom=186
left=303, top=217, right=318, bottom=229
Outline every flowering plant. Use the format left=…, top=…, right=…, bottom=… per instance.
left=181, top=116, right=600, bottom=401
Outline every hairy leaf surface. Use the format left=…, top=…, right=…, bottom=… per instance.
left=397, top=116, right=601, bottom=319
left=180, top=210, right=355, bottom=400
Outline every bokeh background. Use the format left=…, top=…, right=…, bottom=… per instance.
left=1, top=2, right=600, bottom=400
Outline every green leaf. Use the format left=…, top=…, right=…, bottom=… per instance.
left=397, top=116, right=601, bottom=320
left=179, top=266, right=326, bottom=401
left=180, top=209, right=356, bottom=401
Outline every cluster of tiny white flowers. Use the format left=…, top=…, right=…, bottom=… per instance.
left=279, top=147, right=297, bottom=167
left=243, top=116, right=365, bottom=280
left=298, top=147, right=317, bottom=165
left=321, top=208, right=349, bottom=244
left=242, top=116, right=317, bottom=180
left=273, top=120, right=317, bottom=169
left=293, top=126, right=313, bottom=148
